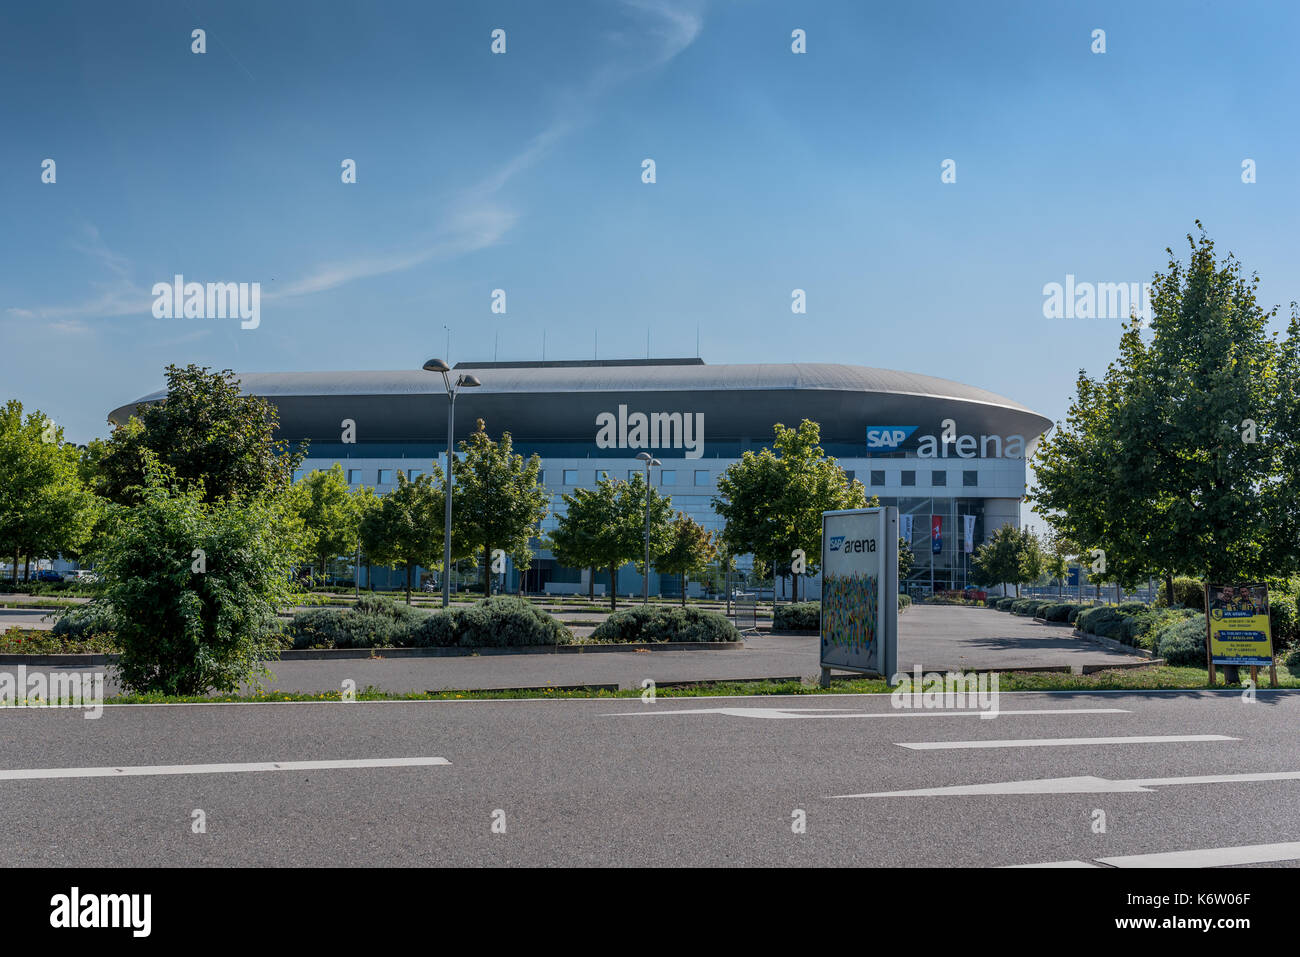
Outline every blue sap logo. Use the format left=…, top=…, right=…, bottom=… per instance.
left=866, top=426, right=917, bottom=450
left=828, top=535, right=846, bottom=552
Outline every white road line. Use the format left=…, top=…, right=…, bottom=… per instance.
left=0, top=756, right=450, bottom=782
left=1096, top=841, right=1300, bottom=868
left=1007, top=841, right=1300, bottom=868
left=896, top=734, right=1236, bottom=751
left=832, top=769, right=1300, bottom=798
left=602, top=707, right=1130, bottom=720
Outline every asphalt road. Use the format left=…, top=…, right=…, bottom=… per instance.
left=2, top=688, right=1297, bottom=866
left=5, top=606, right=1149, bottom=695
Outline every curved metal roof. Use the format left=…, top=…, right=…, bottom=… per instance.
left=108, top=360, right=1052, bottom=446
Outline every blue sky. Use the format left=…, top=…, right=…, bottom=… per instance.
left=2, top=0, right=1298, bottom=448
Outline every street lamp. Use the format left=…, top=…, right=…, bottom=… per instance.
left=636, top=452, right=660, bottom=604
left=423, top=358, right=481, bottom=608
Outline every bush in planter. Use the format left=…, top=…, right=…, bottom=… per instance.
left=1040, top=603, right=1074, bottom=622
left=590, top=606, right=739, bottom=643
left=51, top=601, right=118, bottom=640
left=774, top=602, right=820, bottom=631
left=1076, top=606, right=1122, bottom=634
left=288, top=608, right=401, bottom=649
left=898, top=594, right=912, bottom=611
left=408, top=597, right=571, bottom=648
left=1154, top=617, right=1207, bottom=666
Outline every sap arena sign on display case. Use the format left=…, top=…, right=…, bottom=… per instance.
left=819, top=506, right=899, bottom=683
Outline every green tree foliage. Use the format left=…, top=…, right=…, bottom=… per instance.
left=92, top=364, right=305, bottom=505
left=450, top=420, right=548, bottom=594
left=656, top=512, right=718, bottom=606
left=1032, top=225, right=1288, bottom=600
left=971, top=524, right=1040, bottom=597
left=360, top=471, right=448, bottom=603
left=0, top=401, right=99, bottom=578
left=546, top=473, right=672, bottom=610
left=285, top=463, right=358, bottom=580
left=94, top=464, right=300, bottom=694
left=713, top=419, right=867, bottom=601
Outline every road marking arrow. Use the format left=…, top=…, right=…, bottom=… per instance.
left=832, top=769, right=1300, bottom=798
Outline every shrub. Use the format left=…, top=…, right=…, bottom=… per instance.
left=288, top=607, right=405, bottom=649
left=1285, top=647, right=1300, bottom=671
left=408, top=597, right=571, bottom=648
left=1066, top=605, right=1083, bottom=624
left=1041, top=603, right=1075, bottom=622
left=898, top=594, right=912, bottom=611
left=1154, top=617, right=1207, bottom=666
left=1153, top=576, right=1208, bottom=611
left=51, top=601, right=118, bottom=641
left=1076, top=606, right=1122, bottom=634
left=774, top=602, right=820, bottom=631
left=590, top=606, right=740, bottom=643
left=1268, top=591, right=1298, bottom=649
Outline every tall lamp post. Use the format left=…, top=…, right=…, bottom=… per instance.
left=636, top=452, right=660, bottom=604
left=422, top=358, right=481, bottom=609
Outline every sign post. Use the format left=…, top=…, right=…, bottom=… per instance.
left=819, top=506, right=899, bottom=687
left=1205, top=582, right=1277, bottom=688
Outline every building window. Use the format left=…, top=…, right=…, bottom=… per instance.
left=377, top=469, right=394, bottom=484
left=347, top=469, right=362, bottom=484
left=694, top=470, right=709, bottom=486
left=408, top=469, right=422, bottom=481
left=660, top=470, right=676, bottom=486
left=963, top=470, right=978, bottom=487
left=563, top=469, right=579, bottom=485
left=870, top=470, right=886, bottom=486
left=901, top=470, right=916, bottom=487
left=931, top=470, right=946, bottom=486
left=538, top=470, right=546, bottom=485
left=292, top=469, right=303, bottom=483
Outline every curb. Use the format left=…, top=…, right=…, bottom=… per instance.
left=0, top=640, right=745, bottom=667
left=1072, top=629, right=1160, bottom=659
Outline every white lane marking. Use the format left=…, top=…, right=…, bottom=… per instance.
left=832, top=769, right=1300, bottom=798
left=0, top=756, right=450, bottom=782
left=897, top=734, right=1236, bottom=751
left=1096, top=841, right=1300, bottom=868
left=1007, top=841, right=1300, bottom=868
left=602, top=707, right=1129, bottom=720
left=1004, top=860, right=1102, bottom=868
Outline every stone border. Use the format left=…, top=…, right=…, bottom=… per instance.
left=0, top=640, right=745, bottom=667
left=1072, top=629, right=1160, bottom=659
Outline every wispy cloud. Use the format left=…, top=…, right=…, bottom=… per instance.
left=273, top=0, right=706, bottom=300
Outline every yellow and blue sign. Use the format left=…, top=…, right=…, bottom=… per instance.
left=1208, top=583, right=1274, bottom=667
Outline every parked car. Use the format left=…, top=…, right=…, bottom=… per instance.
left=63, top=569, right=100, bottom=583
left=35, top=570, right=63, bottom=582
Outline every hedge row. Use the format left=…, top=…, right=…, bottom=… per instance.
left=773, top=595, right=912, bottom=632
left=590, top=606, right=739, bottom=643
left=288, top=595, right=572, bottom=649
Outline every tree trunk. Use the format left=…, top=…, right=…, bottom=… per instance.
left=588, top=568, right=595, bottom=602
left=1165, top=572, right=1175, bottom=607
left=11, top=549, right=17, bottom=582
left=405, top=565, right=412, bottom=604
left=482, top=545, right=491, bottom=596
left=680, top=571, right=686, bottom=607
left=609, top=564, right=618, bottom=611
left=792, top=572, right=799, bottom=603
left=23, top=556, right=30, bottom=582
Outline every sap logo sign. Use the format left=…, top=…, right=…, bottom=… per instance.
left=866, top=426, right=917, bottom=450
left=830, top=537, right=877, bottom=554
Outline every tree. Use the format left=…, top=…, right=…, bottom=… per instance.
left=0, top=401, right=99, bottom=579
left=285, top=464, right=357, bottom=581
left=714, top=420, right=867, bottom=602
left=1032, top=225, right=1285, bottom=602
left=450, top=420, right=548, bottom=595
left=93, top=463, right=300, bottom=695
left=546, top=473, right=672, bottom=610
left=897, top=537, right=916, bottom=582
left=971, top=524, right=1039, bottom=597
left=360, top=471, right=446, bottom=603
left=92, top=364, right=306, bottom=505
left=656, top=512, right=718, bottom=606
left=350, top=484, right=380, bottom=589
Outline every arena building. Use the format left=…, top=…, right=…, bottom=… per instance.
left=109, top=358, right=1053, bottom=598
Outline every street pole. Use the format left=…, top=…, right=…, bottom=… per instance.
left=443, top=392, right=455, bottom=609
